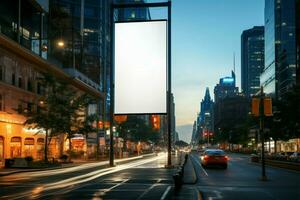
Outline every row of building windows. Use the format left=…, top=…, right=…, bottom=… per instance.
left=0, top=64, right=43, bottom=95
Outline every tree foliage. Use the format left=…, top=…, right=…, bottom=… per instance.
left=21, top=73, right=96, bottom=161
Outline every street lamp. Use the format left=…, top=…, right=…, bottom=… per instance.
left=57, top=40, right=65, bottom=48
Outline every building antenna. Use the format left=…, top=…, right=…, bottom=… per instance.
left=233, top=52, right=236, bottom=74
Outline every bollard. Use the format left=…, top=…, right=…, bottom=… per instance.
left=184, top=154, right=188, bottom=164
left=173, top=173, right=182, bottom=190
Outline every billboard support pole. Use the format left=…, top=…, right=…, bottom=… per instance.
left=167, top=0, right=172, bottom=167
left=109, top=4, right=115, bottom=167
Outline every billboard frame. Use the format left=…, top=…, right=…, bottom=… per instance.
left=110, top=1, right=172, bottom=167
left=114, top=19, right=168, bottom=116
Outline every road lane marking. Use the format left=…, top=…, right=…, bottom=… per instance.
left=103, top=178, right=129, bottom=192
left=136, top=179, right=161, bottom=200
left=160, top=186, right=171, bottom=200
left=191, top=155, right=208, bottom=176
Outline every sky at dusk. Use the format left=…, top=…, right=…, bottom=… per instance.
left=169, top=0, right=264, bottom=142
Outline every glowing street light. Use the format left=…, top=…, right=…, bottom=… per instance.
left=57, top=40, right=65, bottom=48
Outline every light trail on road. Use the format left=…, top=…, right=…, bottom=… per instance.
left=5, top=154, right=151, bottom=180
left=1, top=153, right=167, bottom=200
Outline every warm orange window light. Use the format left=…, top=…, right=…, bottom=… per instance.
left=98, top=121, right=103, bottom=129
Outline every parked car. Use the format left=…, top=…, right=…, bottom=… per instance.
left=289, top=152, right=300, bottom=162
left=200, top=149, right=228, bottom=169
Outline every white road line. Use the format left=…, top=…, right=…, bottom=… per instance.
left=137, top=179, right=161, bottom=200
left=191, top=155, right=209, bottom=176
left=104, top=178, right=129, bottom=192
left=160, top=186, right=171, bottom=200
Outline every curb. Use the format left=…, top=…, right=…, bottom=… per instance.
left=183, top=155, right=198, bottom=184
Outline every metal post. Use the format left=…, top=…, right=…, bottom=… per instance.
left=96, top=102, right=100, bottom=160
left=109, top=4, right=115, bottom=167
left=260, top=86, right=267, bottom=180
left=167, top=0, right=172, bottom=167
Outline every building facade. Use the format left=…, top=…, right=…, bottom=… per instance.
left=241, top=26, right=264, bottom=97
left=199, top=88, right=214, bottom=135
left=213, top=71, right=249, bottom=136
left=260, top=0, right=297, bottom=98
left=214, top=71, right=238, bottom=102
left=0, top=0, right=107, bottom=166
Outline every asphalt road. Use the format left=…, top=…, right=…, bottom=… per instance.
left=190, top=152, right=300, bottom=200
left=0, top=153, right=175, bottom=200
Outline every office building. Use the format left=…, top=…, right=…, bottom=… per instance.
left=241, top=26, right=264, bottom=97
left=261, top=0, right=297, bottom=98
left=0, top=0, right=106, bottom=166
left=214, top=71, right=238, bottom=102
left=213, top=71, right=248, bottom=134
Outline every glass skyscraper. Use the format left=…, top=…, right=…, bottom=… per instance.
left=241, top=26, right=264, bottom=97
left=261, top=0, right=297, bottom=99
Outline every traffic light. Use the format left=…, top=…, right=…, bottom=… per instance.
left=252, top=98, right=260, bottom=117
left=251, top=97, right=272, bottom=117
left=151, top=115, right=160, bottom=130
left=264, top=98, right=272, bottom=116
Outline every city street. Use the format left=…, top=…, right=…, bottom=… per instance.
left=0, top=153, right=175, bottom=200
left=190, top=153, right=300, bottom=200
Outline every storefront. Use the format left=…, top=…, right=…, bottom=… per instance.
left=10, top=137, right=22, bottom=158
left=0, top=113, right=46, bottom=166
left=24, top=138, right=34, bottom=157
left=36, top=138, right=44, bottom=160
left=0, top=136, right=4, bottom=166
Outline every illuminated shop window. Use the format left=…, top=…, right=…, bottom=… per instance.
left=10, top=137, right=22, bottom=158
left=24, top=138, right=34, bottom=157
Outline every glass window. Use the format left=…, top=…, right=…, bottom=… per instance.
left=12, top=73, right=15, bottom=85
left=24, top=138, right=34, bottom=157
left=0, top=94, right=3, bottom=111
left=36, top=138, right=44, bottom=160
left=10, top=137, right=21, bottom=158
left=0, top=64, right=3, bottom=81
left=0, top=137, right=3, bottom=166
left=18, top=77, right=22, bottom=88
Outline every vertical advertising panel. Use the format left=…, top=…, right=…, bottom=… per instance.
left=114, top=21, right=167, bottom=114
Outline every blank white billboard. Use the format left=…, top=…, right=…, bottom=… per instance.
left=114, top=21, right=167, bottom=114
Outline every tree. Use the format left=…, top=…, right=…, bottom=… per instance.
left=117, top=116, right=160, bottom=152
left=22, top=73, right=96, bottom=161
left=47, top=82, right=96, bottom=159
left=22, top=73, right=63, bottom=162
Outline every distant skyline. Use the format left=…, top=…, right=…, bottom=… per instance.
left=171, top=0, right=264, bottom=142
